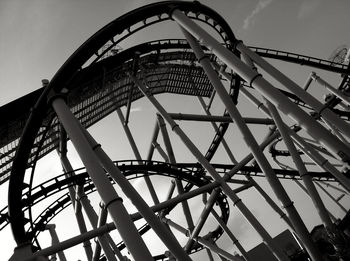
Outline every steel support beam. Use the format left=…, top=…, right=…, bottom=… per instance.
left=51, top=96, right=154, bottom=261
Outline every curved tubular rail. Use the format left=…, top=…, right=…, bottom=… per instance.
left=1, top=159, right=337, bottom=231
left=10, top=160, right=229, bottom=258
left=250, top=46, right=350, bottom=75
left=8, top=1, right=238, bottom=246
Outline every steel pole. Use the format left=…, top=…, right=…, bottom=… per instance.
left=116, top=108, right=160, bottom=205
left=157, top=114, right=195, bottom=231
left=162, top=217, right=242, bottom=261
left=59, top=155, right=93, bottom=261
left=315, top=182, right=348, bottom=214
left=169, top=113, right=274, bottom=125
left=45, top=224, right=67, bottom=261
left=51, top=96, right=154, bottom=261
left=76, top=188, right=117, bottom=261
left=266, top=101, right=334, bottom=228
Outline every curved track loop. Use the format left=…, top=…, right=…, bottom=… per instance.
left=8, top=0, right=239, bottom=247
left=3, top=1, right=350, bottom=260
left=19, top=161, right=228, bottom=258
left=1, top=41, right=348, bottom=184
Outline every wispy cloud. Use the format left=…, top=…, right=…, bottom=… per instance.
left=243, top=0, right=273, bottom=30
left=297, top=0, right=320, bottom=20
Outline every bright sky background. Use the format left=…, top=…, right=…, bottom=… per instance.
left=1, top=0, right=350, bottom=260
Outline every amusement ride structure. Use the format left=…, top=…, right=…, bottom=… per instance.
left=1, top=1, right=350, bottom=260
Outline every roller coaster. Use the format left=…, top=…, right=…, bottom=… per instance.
left=1, top=1, right=350, bottom=261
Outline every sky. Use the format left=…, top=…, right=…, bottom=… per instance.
left=1, top=0, right=350, bottom=260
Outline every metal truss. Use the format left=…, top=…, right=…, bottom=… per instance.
left=1, top=1, right=350, bottom=261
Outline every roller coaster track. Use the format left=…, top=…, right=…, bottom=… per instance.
left=1, top=1, right=349, bottom=260
left=1, top=41, right=348, bottom=185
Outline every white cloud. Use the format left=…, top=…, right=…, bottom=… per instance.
left=297, top=0, right=320, bottom=20
left=243, top=0, right=273, bottom=30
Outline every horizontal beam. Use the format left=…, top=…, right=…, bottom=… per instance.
left=169, top=113, right=274, bottom=125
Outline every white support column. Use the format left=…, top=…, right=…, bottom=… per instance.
left=51, top=96, right=154, bottom=261
left=265, top=100, right=334, bottom=228
left=45, top=224, right=67, bottom=261
left=157, top=114, right=195, bottom=231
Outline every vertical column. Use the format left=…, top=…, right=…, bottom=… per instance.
left=45, top=225, right=67, bottom=261
left=157, top=114, right=195, bottom=231
left=180, top=26, right=322, bottom=260
left=58, top=127, right=93, bottom=261
left=51, top=96, right=154, bottom=261
left=265, top=100, right=334, bottom=228
left=116, top=108, right=160, bottom=205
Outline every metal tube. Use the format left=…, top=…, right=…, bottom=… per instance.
left=302, top=73, right=314, bottom=91
left=315, top=182, right=348, bottom=214
left=133, top=75, right=289, bottom=261
left=205, top=201, right=250, bottom=261
left=81, top=128, right=193, bottom=261
left=116, top=108, right=160, bottom=205
left=45, top=224, right=67, bottom=261
left=181, top=27, right=322, bottom=260
left=206, top=248, right=215, bottom=261
left=146, top=121, right=160, bottom=161
left=51, top=97, right=154, bottom=261
left=265, top=100, right=333, bottom=228
left=319, top=181, right=349, bottom=195
left=169, top=113, right=274, bottom=125
left=293, top=180, right=337, bottom=222
left=312, top=72, right=350, bottom=107
left=157, top=114, right=195, bottom=230
left=184, top=189, right=220, bottom=252
left=152, top=141, right=170, bottom=162
left=196, top=94, right=239, bottom=164
left=172, top=9, right=350, bottom=163
left=77, top=190, right=117, bottom=261
left=247, top=176, right=293, bottom=229
left=217, top=66, right=350, bottom=192
left=60, top=155, right=93, bottom=261
left=162, top=217, right=242, bottom=261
